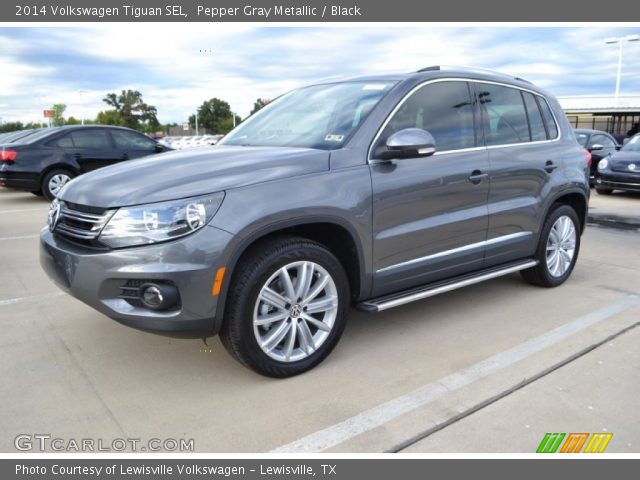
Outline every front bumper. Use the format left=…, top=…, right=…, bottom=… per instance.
left=596, top=172, right=640, bottom=192
left=40, top=225, right=234, bottom=335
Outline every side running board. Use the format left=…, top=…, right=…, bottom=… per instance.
left=357, top=259, right=538, bottom=312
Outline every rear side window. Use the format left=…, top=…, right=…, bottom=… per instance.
left=71, top=130, right=113, bottom=149
left=523, top=92, right=547, bottom=141
left=537, top=97, right=559, bottom=139
left=379, top=81, right=476, bottom=152
left=51, top=134, right=74, bottom=148
left=111, top=130, right=157, bottom=150
left=479, top=84, right=530, bottom=145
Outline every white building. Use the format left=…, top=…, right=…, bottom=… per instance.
left=558, top=95, right=640, bottom=138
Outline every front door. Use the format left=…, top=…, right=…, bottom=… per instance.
left=370, top=80, right=490, bottom=297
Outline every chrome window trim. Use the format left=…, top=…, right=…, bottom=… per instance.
left=367, top=78, right=562, bottom=163
left=376, top=231, right=533, bottom=274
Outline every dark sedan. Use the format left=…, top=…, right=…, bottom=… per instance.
left=0, top=125, right=171, bottom=200
left=574, top=128, right=621, bottom=186
left=595, top=133, right=640, bottom=195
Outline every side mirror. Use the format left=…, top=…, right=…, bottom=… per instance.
left=376, top=128, right=436, bottom=160
left=589, top=143, right=604, bottom=152
left=154, top=144, right=165, bottom=153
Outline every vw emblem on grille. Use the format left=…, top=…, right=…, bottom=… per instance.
left=48, top=202, right=61, bottom=232
left=629, top=163, right=637, bottom=171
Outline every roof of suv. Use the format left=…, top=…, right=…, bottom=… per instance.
left=317, top=65, right=536, bottom=90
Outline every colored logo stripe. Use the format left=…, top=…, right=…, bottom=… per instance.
left=536, top=433, right=566, bottom=453
left=560, top=433, right=589, bottom=453
left=584, top=433, right=613, bottom=453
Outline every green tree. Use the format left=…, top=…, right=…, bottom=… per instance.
left=51, top=104, right=67, bottom=127
left=65, top=116, right=81, bottom=125
left=96, top=110, right=123, bottom=126
left=189, top=98, right=237, bottom=134
left=0, top=121, right=24, bottom=133
left=250, top=98, right=271, bottom=115
left=102, top=90, right=159, bottom=130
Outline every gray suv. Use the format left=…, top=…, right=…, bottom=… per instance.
left=40, top=66, right=589, bottom=377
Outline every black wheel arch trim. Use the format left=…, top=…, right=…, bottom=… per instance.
left=211, top=214, right=371, bottom=334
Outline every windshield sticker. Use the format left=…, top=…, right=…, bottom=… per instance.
left=325, top=134, right=345, bottom=142
left=362, top=84, right=388, bottom=90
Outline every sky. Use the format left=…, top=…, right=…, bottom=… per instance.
left=1, top=25, right=640, bottom=126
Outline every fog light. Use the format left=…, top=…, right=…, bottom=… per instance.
left=140, top=283, right=178, bottom=310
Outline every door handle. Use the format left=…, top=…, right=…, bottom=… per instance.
left=544, top=160, right=558, bottom=173
left=468, top=170, right=488, bottom=185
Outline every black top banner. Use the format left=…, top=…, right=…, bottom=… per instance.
left=3, top=0, right=638, bottom=22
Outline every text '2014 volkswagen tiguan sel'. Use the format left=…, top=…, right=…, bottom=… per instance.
left=40, top=67, right=590, bottom=377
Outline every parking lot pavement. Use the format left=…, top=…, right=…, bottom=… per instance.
left=588, top=190, right=640, bottom=230
left=401, top=326, right=640, bottom=453
left=0, top=188, right=639, bottom=453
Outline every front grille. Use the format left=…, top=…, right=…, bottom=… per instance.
left=53, top=202, right=114, bottom=246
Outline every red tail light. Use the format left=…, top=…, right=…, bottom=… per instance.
left=582, top=148, right=592, bottom=168
left=0, top=150, right=17, bottom=162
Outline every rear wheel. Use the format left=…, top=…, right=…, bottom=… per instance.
left=595, top=187, right=613, bottom=195
left=220, top=236, right=350, bottom=377
left=41, top=169, right=75, bottom=201
left=521, top=204, right=580, bottom=288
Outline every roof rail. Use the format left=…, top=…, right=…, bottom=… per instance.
left=416, top=65, right=532, bottom=84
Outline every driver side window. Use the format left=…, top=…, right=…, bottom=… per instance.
left=377, top=81, right=476, bottom=153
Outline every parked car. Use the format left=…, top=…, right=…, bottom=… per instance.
left=595, top=133, right=640, bottom=194
left=0, top=125, right=171, bottom=200
left=574, top=128, right=620, bottom=186
left=40, top=66, right=589, bottom=377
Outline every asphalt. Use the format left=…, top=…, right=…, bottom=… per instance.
left=0, top=188, right=638, bottom=453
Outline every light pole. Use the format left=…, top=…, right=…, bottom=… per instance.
left=604, top=34, right=640, bottom=105
left=77, top=90, right=87, bottom=125
left=195, top=109, right=199, bottom=136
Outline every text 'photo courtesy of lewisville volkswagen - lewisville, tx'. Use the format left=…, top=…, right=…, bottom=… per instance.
left=0, top=8, right=639, bottom=474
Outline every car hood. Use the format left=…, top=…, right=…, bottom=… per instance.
left=610, top=150, right=640, bottom=172
left=59, top=146, right=330, bottom=208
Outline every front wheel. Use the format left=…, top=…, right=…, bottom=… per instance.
left=220, top=236, right=350, bottom=377
left=521, top=204, right=581, bottom=288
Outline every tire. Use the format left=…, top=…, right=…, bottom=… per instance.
left=41, top=169, right=75, bottom=201
left=521, top=204, right=581, bottom=288
left=595, top=187, right=613, bottom=195
left=220, top=236, right=350, bottom=377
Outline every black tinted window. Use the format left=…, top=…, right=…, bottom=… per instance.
left=71, top=130, right=112, bottom=149
left=111, top=130, right=157, bottom=150
left=51, top=133, right=74, bottom=148
left=479, top=85, right=529, bottom=145
left=523, top=92, right=547, bottom=141
left=380, top=81, right=475, bottom=151
left=537, top=97, right=559, bottom=139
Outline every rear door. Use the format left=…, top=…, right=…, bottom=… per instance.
left=370, top=80, right=490, bottom=296
left=61, top=129, right=120, bottom=172
left=109, top=129, right=162, bottom=161
left=477, top=82, right=562, bottom=266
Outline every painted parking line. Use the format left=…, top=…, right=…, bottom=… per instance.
left=272, top=294, right=640, bottom=453
left=0, top=208, right=47, bottom=214
left=0, top=234, right=39, bottom=242
left=0, top=292, right=66, bottom=307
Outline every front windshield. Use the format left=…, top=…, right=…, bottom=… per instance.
left=221, top=81, right=397, bottom=150
left=622, top=134, right=640, bottom=152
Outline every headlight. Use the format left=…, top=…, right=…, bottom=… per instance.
left=598, top=158, right=609, bottom=171
left=99, top=192, right=224, bottom=248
